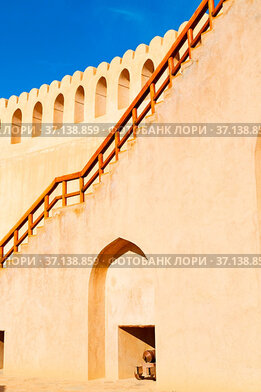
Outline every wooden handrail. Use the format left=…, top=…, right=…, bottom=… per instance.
left=0, top=0, right=226, bottom=265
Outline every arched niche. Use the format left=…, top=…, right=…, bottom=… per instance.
left=32, top=101, right=43, bottom=137
left=141, top=59, right=155, bottom=87
left=11, top=109, right=22, bottom=144
left=118, top=69, right=130, bottom=110
left=95, top=77, right=107, bottom=118
left=74, top=86, right=85, bottom=123
left=53, top=93, right=64, bottom=129
left=88, top=237, right=146, bottom=380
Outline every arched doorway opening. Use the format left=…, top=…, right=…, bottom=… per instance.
left=88, top=237, right=150, bottom=380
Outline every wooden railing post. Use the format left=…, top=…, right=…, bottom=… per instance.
left=208, top=0, right=215, bottom=29
left=187, top=28, right=194, bottom=59
left=79, top=177, right=84, bottom=203
left=150, top=83, right=156, bottom=114
left=132, top=108, right=138, bottom=138
left=115, top=131, right=120, bottom=161
left=14, top=230, right=18, bottom=252
left=62, top=181, right=67, bottom=207
left=0, top=246, right=3, bottom=268
left=98, top=153, right=104, bottom=182
left=168, top=57, right=175, bottom=88
left=44, top=195, right=49, bottom=218
left=28, top=213, right=33, bottom=235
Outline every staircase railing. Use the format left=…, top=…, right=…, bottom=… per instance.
left=0, top=0, right=226, bottom=265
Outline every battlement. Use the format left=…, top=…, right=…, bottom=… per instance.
left=0, top=10, right=213, bottom=147
left=0, top=27, right=190, bottom=145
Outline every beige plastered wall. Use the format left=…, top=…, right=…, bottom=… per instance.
left=0, top=0, right=261, bottom=391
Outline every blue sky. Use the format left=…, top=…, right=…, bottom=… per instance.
left=0, top=0, right=199, bottom=99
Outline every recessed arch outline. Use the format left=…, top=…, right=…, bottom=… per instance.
left=32, top=101, right=43, bottom=137
left=74, top=85, right=85, bottom=123
left=53, top=93, right=64, bottom=129
left=141, top=59, right=155, bottom=88
left=95, top=77, right=107, bottom=118
left=11, top=108, right=22, bottom=144
left=88, top=237, right=147, bottom=380
left=118, top=68, right=130, bottom=110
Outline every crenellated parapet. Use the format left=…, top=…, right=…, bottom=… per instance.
left=0, top=28, right=183, bottom=145
left=0, top=11, right=211, bottom=147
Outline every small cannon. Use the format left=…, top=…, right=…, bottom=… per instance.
left=134, top=349, right=156, bottom=380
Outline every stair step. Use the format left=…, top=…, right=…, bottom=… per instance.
left=118, top=149, right=127, bottom=156
left=20, top=243, right=29, bottom=253
left=164, top=71, right=183, bottom=98
left=191, top=43, right=201, bottom=57
left=145, top=112, right=158, bottom=124
left=223, top=0, right=232, bottom=13
left=85, top=192, right=94, bottom=198
left=214, top=10, right=224, bottom=19
left=108, top=161, right=118, bottom=167
left=201, top=29, right=211, bottom=45
left=108, top=161, right=119, bottom=174
left=181, top=59, right=194, bottom=73
left=193, top=42, right=201, bottom=50
left=127, top=138, right=136, bottom=149
left=93, top=175, right=110, bottom=190
left=156, top=100, right=164, bottom=107
left=93, top=183, right=101, bottom=192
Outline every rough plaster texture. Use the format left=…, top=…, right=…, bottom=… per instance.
left=0, top=0, right=261, bottom=391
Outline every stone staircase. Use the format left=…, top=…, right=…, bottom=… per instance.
left=0, top=0, right=230, bottom=265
